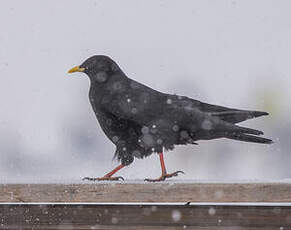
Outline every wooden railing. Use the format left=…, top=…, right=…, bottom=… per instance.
left=1, top=182, right=290, bottom=229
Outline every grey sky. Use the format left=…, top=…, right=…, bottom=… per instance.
left=0, top=0, right=290, bottom=183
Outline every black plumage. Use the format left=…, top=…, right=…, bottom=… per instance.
left=68, top=55, right=272, bottom=181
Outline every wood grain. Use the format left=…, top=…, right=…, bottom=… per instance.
left=1, top=204, right=290, bottom=229
left=0, top=182, right=291, bottom=203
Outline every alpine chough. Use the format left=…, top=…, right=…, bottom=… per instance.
left=68, top=55, right=272, bottom=182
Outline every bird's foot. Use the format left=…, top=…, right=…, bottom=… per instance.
left=82, top=176, right=124, bottom=181
left=144, top=171, right=184, bottom=182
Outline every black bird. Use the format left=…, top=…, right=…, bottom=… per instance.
left=68, top=55, right=272, bottom=182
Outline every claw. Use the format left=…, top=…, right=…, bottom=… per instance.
left=82, top=177, right=94, bottom=181
left=172, top=171, right=184, bottom=176
left=82, top=176, right=124, bottom=181
left=144, top=170, right=185, bottom=182
left=115, top=176, right=125, bottom=181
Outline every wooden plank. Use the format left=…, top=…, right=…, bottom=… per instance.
left=0, top=204, right=290, bottom=229
left=0, top=183, right=291, bottom=203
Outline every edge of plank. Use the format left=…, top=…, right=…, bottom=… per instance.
left=0, top=183, right=291, bottom=203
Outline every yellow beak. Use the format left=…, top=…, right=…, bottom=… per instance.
left=68, top=65, right=85, bottom=73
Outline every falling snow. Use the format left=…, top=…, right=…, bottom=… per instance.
left=208, top=207, right=216, bottom=216
left=95, top=71, right=107, bottom=82
left=141, top=126, right=150, bottom=134
left=180, top=130, right=189, bottom=139
left=166, top=99, right=172, bottom=104
left=111, top=217, right=118, bottom=224
left=172, top=125, right=179, bottom=132
left=157, top=138, right=163, bottom=145
left=171, top=210, right=182, bottom=222
left=201, top=119, right=213, bottom=130
left=141, top=134, right=155, bottom=147
left=131, top=108, right=138, bottom=114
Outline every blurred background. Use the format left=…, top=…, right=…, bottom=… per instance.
left=0, top=0, right=290, bottom=183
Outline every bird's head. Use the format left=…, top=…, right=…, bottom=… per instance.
left=68, top=55, right=121, bottom=82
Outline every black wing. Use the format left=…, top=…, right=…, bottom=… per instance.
left=100, top=78, right=272, bottom=144
left=170, top=95, right=269, bottom=124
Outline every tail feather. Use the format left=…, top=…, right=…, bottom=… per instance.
left=234, top=125, right=264, bottom=136
left=211, top=110, right=268, bottom=124
left=226, top=133, right=273, bottom=144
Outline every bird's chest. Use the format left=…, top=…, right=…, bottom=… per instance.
left=89, top=86, right=111, bottom=112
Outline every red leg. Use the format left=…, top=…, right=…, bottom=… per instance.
left=145, top=152, right=184, bottom=182
left=83, top=164, right=125, bottom=181
left=159, top=152, right=167, bottom=175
